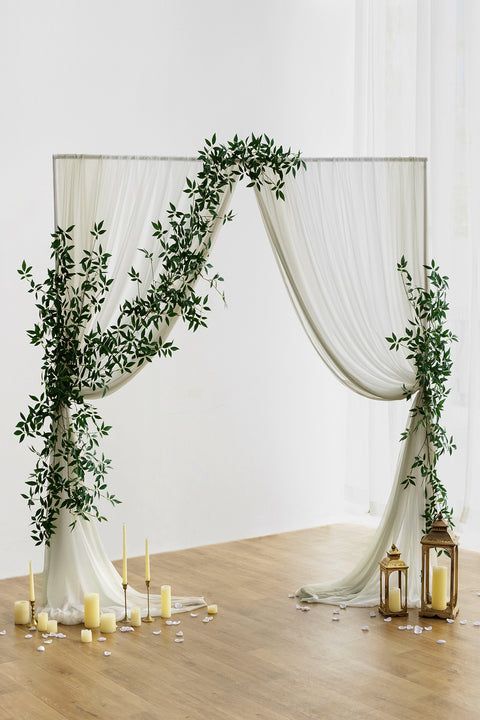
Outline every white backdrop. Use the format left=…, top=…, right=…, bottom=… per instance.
left=0, top=0, right=359, bottom=579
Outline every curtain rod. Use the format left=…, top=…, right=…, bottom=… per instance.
left=53, top=154, right=427, bottom=162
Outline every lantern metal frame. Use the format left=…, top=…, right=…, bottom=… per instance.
left=420, top=514, right=459, bottom=620
left=379, top=544, right=409, bottom=617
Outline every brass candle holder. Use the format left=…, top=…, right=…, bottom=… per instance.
left=30, top=600, right=37, bottom=628
left=122, top=582, right=128, bottom=622
left=143, top=580, right=154, bottom=623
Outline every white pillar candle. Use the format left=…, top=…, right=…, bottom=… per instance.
left=122, top=524, right=128, bottom=585
left=37, top=612, right=49, bottom=632
left=161, top=585, right=171, bottom=619
left=431, top=566, right=448, bottom=610
left=84, top=593, right=100, bottom=628
left=388, top=588, right=401, bottom=613
left=14, top=600, right=30, bottom=625
left=28, top=561, right=35, bottom=602
left=99, top=613, right=117, bottom=633
left=47, top=620, right=58, bottom=634
left=207, top=604, right=218, bottom=615
left=81, top=629, right=92, bottom=643
left=130, top=607, right=142, bottom=627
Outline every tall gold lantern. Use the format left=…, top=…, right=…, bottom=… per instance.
left=420, top=514, right=459, bottom=620
left=379, top=544, right=408, bottom=617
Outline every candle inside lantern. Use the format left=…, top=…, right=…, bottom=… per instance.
left=47, top=620, right=58, bottom=634
left=28, top=561, right=35, bottom=602
left=14, top=600, right=30, bottom=625
left=122, top=524, right=128, bottom=585
left=431, top=566, right=448, bottom=610
left=145, top=538, right=151, bottom=582
left=130, top=607, right=142, bottom=627
left=81, top=629, right=92, bottom=643
left=207, top=604, right=218, bottom=615
left=84, top=593, right=100, bottom=628
left=388, top=587, right=401, bottom=613
left=99, top=613, right=117, bottom=634
left=161, top=585, right=171, bottom=618
left=37, top=612, right=49, bottom=632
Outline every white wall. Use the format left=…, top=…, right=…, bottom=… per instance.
left=0, top=0, right=356, bottom=578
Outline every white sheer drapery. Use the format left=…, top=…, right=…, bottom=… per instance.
left=42, top=155, right=231, bottom=623
left=256, top=159, right=427, bottom=605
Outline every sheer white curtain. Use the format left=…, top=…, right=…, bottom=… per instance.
left=352, top=0, right=480, bottom=547
left=256, top=159, right=427, bottom=605
left=42, top=155, right=231, bottom=623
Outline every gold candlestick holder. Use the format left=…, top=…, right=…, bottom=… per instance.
left=143, top=580, right=154, bottom=623
left=30, top=600, right=37, bottom=628
left=122, top=583, right=128, bottom=622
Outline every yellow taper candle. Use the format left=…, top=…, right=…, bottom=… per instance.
left=122, top=524, right=128, bottom=585
left=431, top=566, right=448, bottom=610
left=161, top=585, right=171, bottom=618
left=28, top=561, right=35, bottom=602
left=145, top=538, right=151, bottom=582
left=84, top=593, right=100, bottom=628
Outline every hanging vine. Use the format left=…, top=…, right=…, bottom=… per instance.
left=16, top=134, right=305, bottom=545
left=386, top=257, right=457, bottom=533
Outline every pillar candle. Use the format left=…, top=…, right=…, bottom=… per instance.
left=431, top=566, right=448, bottom=610
left=207, top=604, right=218, bottom=615
left=81, top=629, right=92, bottom=643
left=14, top=600, right=30, bottom=625
left=47, top=620, right=58, bottom=634
left=388, top=588, right=401, bottom=613
left=84, top=593, right=100, bottom=629
left=28, top=561, right=35, bottom=602
left=145, top=539, right=151, bottom=582
left=37, top=612, right=49, bottom=632
left=99, top=613, right=117, bottom=633
left=161, top=585, right=171, bottom=619
left=130, top=607, right=142, bottom=627
left=122, top=524, right=128, bottom=585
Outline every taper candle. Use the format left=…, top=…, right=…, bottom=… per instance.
left=122, top=524, right=128, bottom=585
left=28, top=561, right=35, bottom=602
left=37, top=612, right=49, bottom=632
left=431, top=566, right=448, bottom=610
left=81, top=629, right=92, bottom=643
left=14, top=600, right=30, bottom=625
left=145, top=538, right=151, bottom=582
left=99, top=613, right=117, bottom=634
left=84, top=593, right=100, bottom=628
left=130, top=607, right=141, bottom=627
left=161, top=585, right=171, bottom=618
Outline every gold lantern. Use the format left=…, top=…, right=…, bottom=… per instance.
left=420, top=514, right=459, bottom=620
left=379, top=544, right=408, bottom=617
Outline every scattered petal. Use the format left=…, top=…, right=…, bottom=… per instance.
left=0, top=630, right=6, bottom=636
left=173, top=602, right=182, bottom=609
left=37, top=645, right=45, bottom=652
left=383, top=617, right=392, bottom=623
left=398, top=626, right=407, bottom=631
left=436, top=639, right=446, bottom=645
left=172, top=620, right=181, bottom=625
left=288, top=594, right=295, bottom=599
left=44, top=639, right=53, bottom=644
left=339, top=604, right=347, bottom=610
left=332, top=616, right=340, bottom=622
left=361, top=625, right=369, bottom=632
left=202, top=617, right=213, bottom=624
left=24, top=634, right=33, bottom=639
left=406, top=625, right=414, bottom=630
left=42, top=634, right=49, bottom=639
left=190, top=613, right=198, bottom=618
left=120, top=626, right=135, bottom=633
left=460, top=620, right=468, bottom=625
left=103, top=650, right=112, bottom=656
left=176, top=630, right=184, bottom=637
left=152, top=630, right=162, bottom=636
left=98, top=637, right=107, bottom=642
left=473, top=621, right=480, bottom=627
left=369, top=612, right=377, bottom=618
left=446, top=618, right=455, bottom=624
left=414, top=625, right=423, bottom=635
left=424, top=626, right=432, bottom=631
left=174, top=637, right=184, bottom=643
left=55, top=633, right=67, bottom=639
left=165, top=620, right=174, bottom=626
left=28, top=627, right=37, bottom=632
left=332, top=610, right=340, bottom=615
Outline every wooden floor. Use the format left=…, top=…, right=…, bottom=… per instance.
left=1, top=525, right=480, bottom=720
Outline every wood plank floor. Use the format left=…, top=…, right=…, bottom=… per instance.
left=1, top=524, right=480, bottom=720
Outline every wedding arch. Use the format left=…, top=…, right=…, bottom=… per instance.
left=19, top=137, right=430, bottom=622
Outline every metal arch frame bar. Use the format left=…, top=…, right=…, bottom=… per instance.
left=53, top=154, right=428, bottom=162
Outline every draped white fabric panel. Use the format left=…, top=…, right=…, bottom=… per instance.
left=42, top=155, right=224, bottom=623
left=256, top=159, right=427, bottom=605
